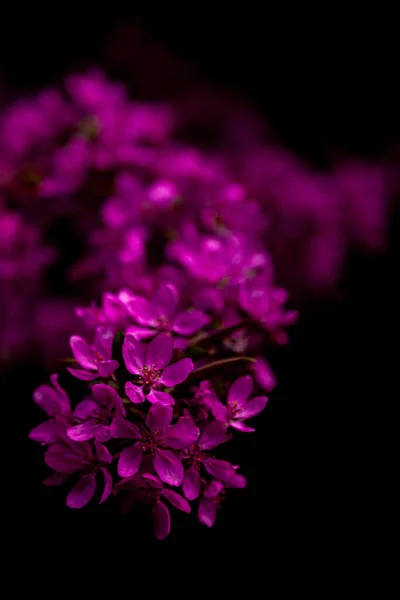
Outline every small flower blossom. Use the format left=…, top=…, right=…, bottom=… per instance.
left=114, top=473, right=190, bottom=540
left=29, top=374, right=72, bottom=444
left=123, top=333, right=194, bottom=405
left=67, top=383, right=125, bottom=442
left=68, top=326, right=119, bottom=381
left=218, top=375, right=268, bottom=433
left=45, top=439, right=113, bottom=509
left=114, top=403, right=199, bottom=486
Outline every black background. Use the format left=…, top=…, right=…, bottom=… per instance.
left=1, top=8, right=398, bottom=577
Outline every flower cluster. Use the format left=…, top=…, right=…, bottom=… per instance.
left=0, top=69, right=394, bottom=366
left=31, top=307, right=277, bottom=538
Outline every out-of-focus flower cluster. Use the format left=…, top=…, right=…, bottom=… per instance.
left=0, top=70, right=394, bottom=366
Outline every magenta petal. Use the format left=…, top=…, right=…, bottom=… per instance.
left=253, top=356, right=276, bottom=392
left=204, top=458, right=236, bottom=482
left=92, top=383, right=120, bottom=407
left=154, top=449, right=184, bottom=486
left=45, top=446, right=84, bottom=474
left=66, top=474, right=96, bottom=509
left=125, top=325, right=156, bottom=340
left=43, top=472, right=69, bottom=486
left=118, top=444, right=142, bottom=477
left=95, top=442, right=112, bottom=464
left=29, top=421, right=61, bottom=444
left=228, top=375, right=253, bottom=407
left=162, top=489, right=191, bottom=513
left=160, top=358, right=193, bottom=386
left=145, top=403, right=173, bottom=430
left=153, top=501, right=171, bottom=540
left=229, top=421, right=255, bottom=433
left=33, top=379, right=67, bottom=416
left=145, top=334, right=173, bottom=370
left=166, top=417, right=200, bottom=449
left=183, top=468, right=201, bottom=500
left=227, top=473, right=247, bottom=488
left=173, top=310, right=210, bottom=336
left=204, top=480, right=224, bottom=498
left=110, top=415, right=140, bottom=439
left=67, top=367, right=98, bottom=381
left=99, top=468, right=113, bottom=504
left=74, top=399, right=97, bottom=419
left=198, top=498, right=217, bottom=528
left=153, top=283, right=179, bottom=317
left=122, top=334, right=145, bottom=375
left=70, top=336, right=97, bottom=370
left=240, top=396, right=268, bottom=418
left=98, top=360, right=119, bottom=377
left=199, top=420, right=226, bottom=450
left=67, top=422, right=98, bottom=441
left=127, top=297, right=157, bottom=326
left=147, top=389, right=175, bottom=405
left=125, top=382, right=145, bottom=404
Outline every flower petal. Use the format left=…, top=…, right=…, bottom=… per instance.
left=147, top=389, right=175, bottom=406
left=172, top=310, right=210, bottom=336
left=66, top=474, right=97, bottom=509
left=122, top=334, right=145, bottom=375
left=145, top=403, right=173, bottom=430
left=125, top=325, right=156, bottom=340
left=204, top=458, right=236, bottom=482
left=110, top=415, right=140, bottom=439
left=166, top=417, right=200, bottom=449
left=204, top=480, right=224, bottom=498
left=95, top=442, right=112, bottom=464
left=99, top=468, right=113, bottom=504
left=199, top=420, right=226, bottom=450
left=227, top=375, right=253, bottom=407
left=125, top=382, right=145, bottom=404
left=92, top=383, right=120, bottom=407
left=198, top=498, right=217, bottom=527
left=239, top=395, right=268, bottom=418
left=229, top=421, right=255, bottom=433
left=160, top=358, right=193, bottom=387
left=153, top=501, right=171, bottom=540
left=162, top=489, right=191, bottom=513
left=145, top=334, right=173, bottom=370
left=127, top=296, right=157, bottom=326
left=67, top=368, right=98, bottom=381
left=70, top=336, right=97, bottom=370
left=29, top=421, right=61, bottom=444
left=154, top=449, right=184, bottom=486
left=153, top=283, right=179, bottom=318
left=183, top=468, right=200, bottom=500
left=74, top=399, right=98, bottom=419
left=118, top=444, right=143, bottom=478
left=67, top=421, right=98, bottom=441
left=98, top=359, right=119, bottom=378
left=252, top=356, right=276, bottom=392
left=43, top=472, right=69, bottom=486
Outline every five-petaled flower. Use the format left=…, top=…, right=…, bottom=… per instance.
left=68, top=326, right=119, bottom=381
left=123, top=333, right=193, bottom=405
left=114, top=403, right=199, bottom=486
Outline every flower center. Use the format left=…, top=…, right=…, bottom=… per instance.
left=140, top=365, right=161, bottom=386
left=228, top=400, right=240, bottom=418
left=139, top=427, right=166, bottom=454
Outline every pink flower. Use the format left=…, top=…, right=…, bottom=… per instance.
left=28, top=374, right=72, bottom=444
left=114, top=403, right=199, bottom=486
left=125, top=282, right=210, bottom=341
left=68, top=326, right=119, bottom=381
left=114, top=473, right=190, bottom=540
left=123, top=333, right=194, bottom=405
left=45, top=439, right=113, bottom=509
